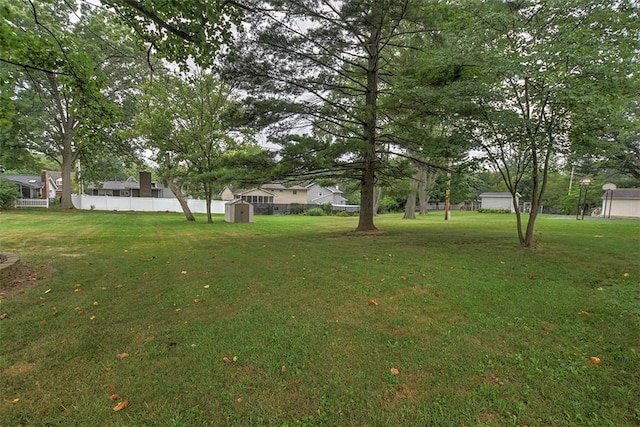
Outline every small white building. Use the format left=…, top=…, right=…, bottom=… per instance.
left=479, top=192, right=519, bottom=212
left=225, top=199, right=254, bottom=223
left=601, top=188, right=640, bottom=218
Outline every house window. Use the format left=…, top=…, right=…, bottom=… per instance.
left=56, top=178, right=63, bottom=186
left=292, top=190, right=297, bottom=195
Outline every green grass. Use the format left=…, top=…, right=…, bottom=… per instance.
left=0, top=210, right=638, bottom=426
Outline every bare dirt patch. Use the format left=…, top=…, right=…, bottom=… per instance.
left=0, top=263, right=53, bottom=300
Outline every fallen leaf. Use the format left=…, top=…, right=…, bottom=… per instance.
left=109, top=394, right=121, bottom=401
left=222, top=356, right=233, bottom=364
left=193, top=298, right=201, bottom=304
left=589, top=356, right=601, bottom=364
left=390, top=368, right=400, bottom=376
left=579, top=310, right=590, bottom=315
left=203, top=285, right=210, bottom=289
left=281, top=365, right=287, bottom=373
left=368, top=299, right=378, bottom=306
left=44, top=289, right=52, bottom=294
left=400, top=276, right=408, bottom=281
left=103, top=365, right=112, bottom=371
left=236, top=397, right=243, bottom=403
left=623, top=273, right=630, bottom=277
left=0, top=313, right=8, bottom=320
left=116, top=353, right=129, bottom=360
left=11, top=398, right=19, bottom=404
left=181, top=270, right=187, bottom=275
left=113, top=400, right=128, bottom=412
left=90, top=315, right=96, bottom=321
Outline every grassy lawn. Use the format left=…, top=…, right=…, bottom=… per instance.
left=0, top=210, right=638, bottom=426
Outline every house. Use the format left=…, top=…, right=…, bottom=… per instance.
left=305, top=183, right=348, bottom=205
left=601, top=188, right=640, bottom=218
left=85, top=172, right=175, bottom=198
left=0, top=174, right=44, bottom=199
left=479, top=192, right=519, bottom=212
left=221, top=183, right=308, bottom=205
left=260, top=183, right=308, bottom=204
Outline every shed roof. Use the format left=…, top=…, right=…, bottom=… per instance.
left=479, top=192, right=518, bottom=198
left=603, top=188, right=640, bottom=199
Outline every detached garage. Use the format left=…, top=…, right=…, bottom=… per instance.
left=479, top=192, right=519, bottom=212
left=601, top=188, right=640, bottom=218
left=225, top=199, right=254, bottom=223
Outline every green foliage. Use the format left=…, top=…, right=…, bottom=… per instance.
left=289, top=204, right=304, bottom=215
left=306, top=207, right=324, bottom=216
left=0, top=178, right=19, bottom=210
left=104, top=0, right=244, bottom=69
left=321, top=203, right=333, bottom=216
left=477, top=208, right=512, bottom=214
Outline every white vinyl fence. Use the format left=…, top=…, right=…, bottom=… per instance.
left=72, top=195, right=225, bottom=214
left=15, top=198, right=49, bottom=208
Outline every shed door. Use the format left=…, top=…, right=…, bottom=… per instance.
left=235, top=204, right=249, bottom=222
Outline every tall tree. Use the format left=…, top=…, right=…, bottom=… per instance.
left=444, top=0, right=639, bottom=247
left=136, top=70, right=254, bottom=223
left=226, top=0, right=423, bottom=231
left=1, top=1, right=149, bottom=208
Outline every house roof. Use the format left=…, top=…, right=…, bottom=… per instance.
left=604, top=188, right=640, bottom=199
left=0, top=174, right=43, bottom=188
left=87, top=180, right=140, bottom=190
left=260, top=182, right=307, bottom=191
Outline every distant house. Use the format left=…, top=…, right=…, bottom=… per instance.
left=0, top=174, right=44, bottom=199
left=221, top=183, right=308, bottom=205
left=306, top=183, right=347, bottom=205
left=479, top=192, right=519, bottom=212
left=601, top=188, right=640, bottom=218
left=85, top=173, right=175, bottom=198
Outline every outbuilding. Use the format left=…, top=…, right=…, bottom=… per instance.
left=479, top=192, right=519, bottom=212
left=225, top=199, right=254, bottom=223
left=601, top=188, right=640, bottom=218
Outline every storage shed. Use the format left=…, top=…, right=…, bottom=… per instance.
left=225, top=199, right=254, bottom=223
left=479, top=192, right=519, bottom=212
left=601, top=188, right=640, bottom=218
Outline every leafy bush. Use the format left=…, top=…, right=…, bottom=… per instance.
left=289, top=204, right=304, bottom=215
left=477, top=208, right=512, bottom=214
left=0, top=179, right=19, bottom=210
left=477, top=209, right=512, bottom=213
left=307, top=207, right=325, bottom=216
left=321, top=203, right=333, bottom=215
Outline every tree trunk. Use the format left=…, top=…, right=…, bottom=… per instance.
left=60, top=145, right=75, bottom=209
left=205, top=184, right=213, bottom=224
left=355, top=11, right=381, bottom=232
left=403, top=170, right=420, bottom=219
left=167, top=180, right=196, bottom=221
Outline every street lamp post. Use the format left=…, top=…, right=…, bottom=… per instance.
left=575, top=178, right=592, bottom=220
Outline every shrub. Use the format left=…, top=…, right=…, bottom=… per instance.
left=477, top=208, right=512, bottom=214
left=321, top=203, right=333, bottom=215
left=289, top=204, right=304, bottom=215
left=307, top=207, right=325, bottom=216
left=0, top=179, right=19, bottom=211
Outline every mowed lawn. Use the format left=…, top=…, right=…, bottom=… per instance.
left=0, top=210, right=638, bottom=426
